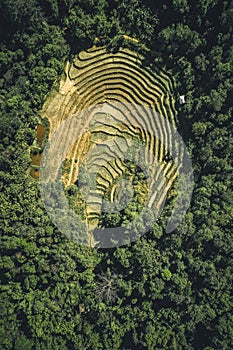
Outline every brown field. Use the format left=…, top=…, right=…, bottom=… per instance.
left=36, top=124, right=46, bottom=146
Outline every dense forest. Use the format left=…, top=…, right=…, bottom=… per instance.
left=0, top=0, right=232, bottom=349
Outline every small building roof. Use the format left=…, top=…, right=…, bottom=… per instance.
left=179, top=95, right=186, bottom=104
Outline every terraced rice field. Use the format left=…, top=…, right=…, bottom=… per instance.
left=41, top=46, right=181, bottom=235
left=36, top=124, right=46, bottom=146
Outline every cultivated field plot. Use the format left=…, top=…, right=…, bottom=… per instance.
left=40, top=46, right=183, bottom=242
